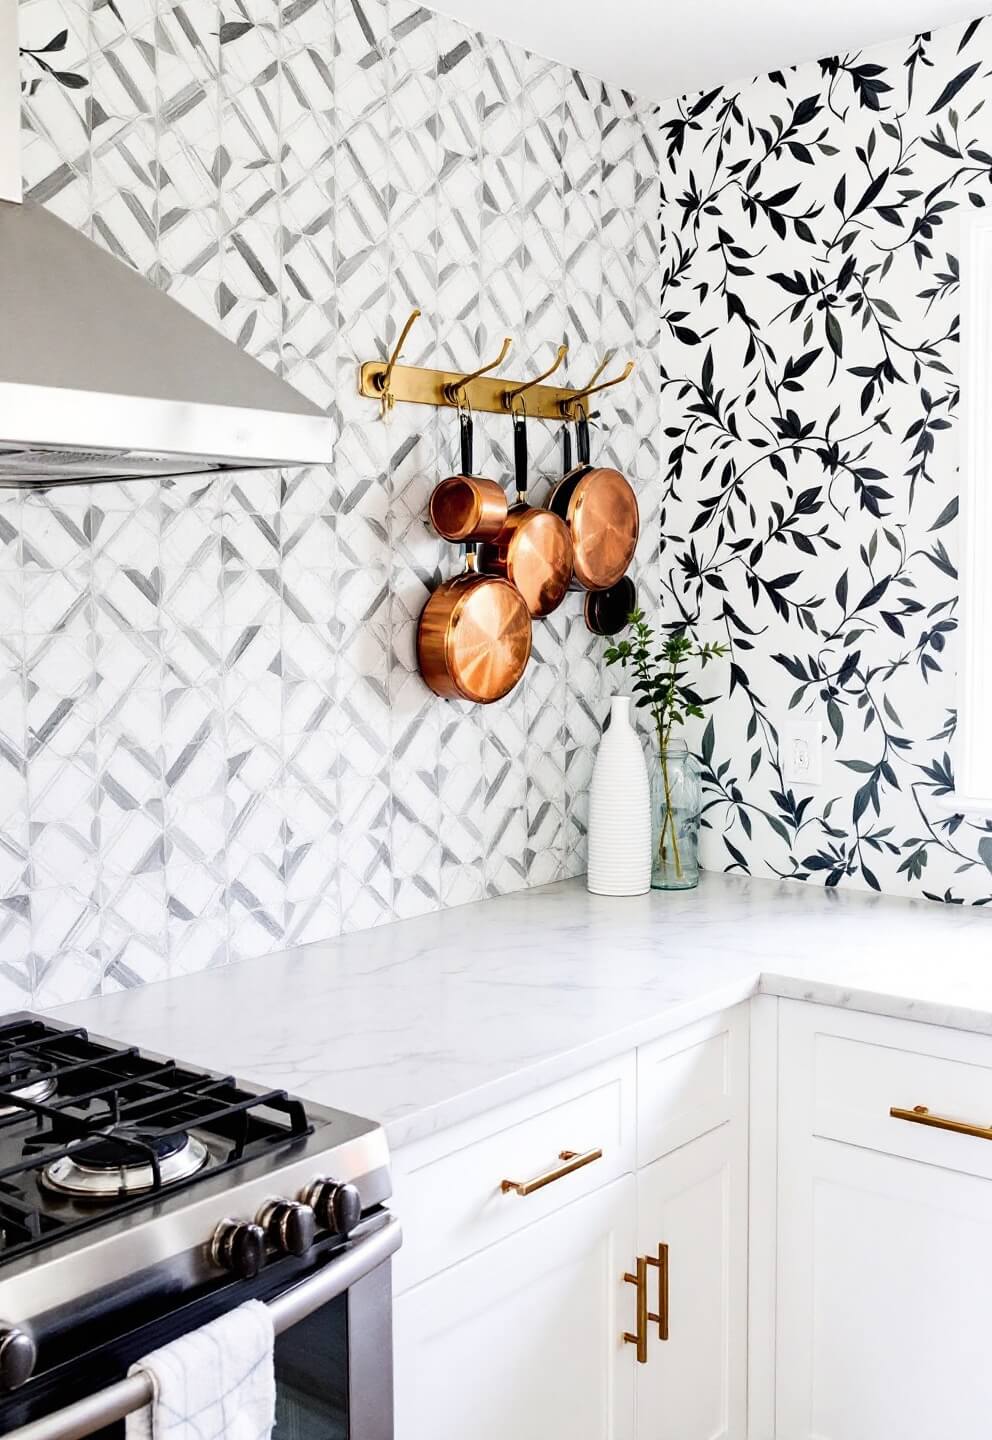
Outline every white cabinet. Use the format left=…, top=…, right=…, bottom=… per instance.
left=390, top=1006, right=750, bottom=1440
left=635, top=1126, right=748, bottom=1440
left=776, top=999, right=992, bottom=1440
left=393, top=1176, right=637, bottom=1440
left=777, top=1137, right=992, bottom=1440
left=635, top=1007, right=749, bottom=1440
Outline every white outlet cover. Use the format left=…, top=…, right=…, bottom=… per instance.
left=783, top=720, right=823, bottom=785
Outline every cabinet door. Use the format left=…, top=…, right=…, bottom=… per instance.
left=777, top=1137, right=992, bottom=1440
left=393, top=1175, right=637, bottom=1440
left=635, top=1125, right=747, bottom=1440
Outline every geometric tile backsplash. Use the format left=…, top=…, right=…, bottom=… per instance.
left=5, top=0, right=661, bottom=1006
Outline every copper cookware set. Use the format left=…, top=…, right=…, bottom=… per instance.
left=419, top=402, right=639, bottom=704
left=418, top=411, right=533, bottom=703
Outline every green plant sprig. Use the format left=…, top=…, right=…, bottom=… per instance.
left=604, top=609, right=728, bottom=881
left=604, top=609, right=727, bottom=753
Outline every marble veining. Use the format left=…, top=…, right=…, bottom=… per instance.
left=53, top=874, right=992, bottom=1149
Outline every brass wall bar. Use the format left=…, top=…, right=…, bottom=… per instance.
left=890, top=1104, right=992, bottom=1141
left=360, top=359, right=632, bottom=422
left=360, top=310, right=634, bottom=421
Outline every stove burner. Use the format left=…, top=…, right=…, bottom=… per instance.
left=0, top=1050, right=57, bottom=1118
left=41, top=1128, right=210, bottom=1199
left=0, top=1016, right=315, bottom=1263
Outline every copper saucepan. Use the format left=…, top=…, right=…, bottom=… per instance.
left=428, top=405, right=508, bottom=543
left=477, top=407, right=573, bottom=618
left=548, top=409, right=638, bottom=591
left=418, top=411, right=532, bottom=703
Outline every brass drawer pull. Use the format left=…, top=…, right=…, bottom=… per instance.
left=500, top=1147, right=603, bottom=1197
left=623, top=1255, right=651, bottom=1365
left=648, top=1242, right=669, bottom=1341
left=890, top=1104, right=992, bottom=1141
left=623, top=1244, right=668, bottom=1364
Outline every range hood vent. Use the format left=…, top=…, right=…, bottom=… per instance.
left=0, top=12, right=332, bottom=488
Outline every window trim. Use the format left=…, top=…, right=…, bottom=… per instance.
left=943, top=211, right=992, bottom=814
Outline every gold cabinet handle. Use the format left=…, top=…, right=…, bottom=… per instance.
left=623, top=1244, right=667, bottom=1364
left=500, top=1147, right=603, bottom=1197
left=890, top=1104, right=992, bottom=1142
left=623, top=1255, right=651, bottom=1365
left=647, top=1242, right=669, bottom=1341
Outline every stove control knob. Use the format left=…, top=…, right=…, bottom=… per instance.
left=302, top=1178, right=362, bottom=1237
left=0, top=1323, right=36, bottom=1391
left=257, top=1199, right=316, bottom=1258
left=210, top=1219, right=267, bottom=1279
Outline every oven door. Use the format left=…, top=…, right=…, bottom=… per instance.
left=0, top=1213, right=400, bottom=1440
left=273, top=1237, right=393, bottom=1440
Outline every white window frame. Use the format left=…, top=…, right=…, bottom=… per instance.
left=948, top=210, right=992, bottom=813
left=0, top=0, right=21, bottom=203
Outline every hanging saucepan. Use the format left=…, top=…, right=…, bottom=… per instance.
left=477, top=405, right=573, bottom=618
left=547, top=405, right=639, bottom=591
left=428, top=400, right=508, bottom=543
left=418, top=410, right=532, bottom=703
left=585, top=575, right=637, bottom=636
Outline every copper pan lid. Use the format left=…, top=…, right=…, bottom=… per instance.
left=477, top=409, right=573, bottom=618
left=417, top=567, right=531, bottom=703
left=567, top=466, right=638, bottom=590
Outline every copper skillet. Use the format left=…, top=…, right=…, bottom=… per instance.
left=417, top=410, right=532, bottom=703
left=548, top=407, right=638, bottom=591
left=477, top=406, right=573, bottom=618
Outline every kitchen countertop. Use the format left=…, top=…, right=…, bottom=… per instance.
left=53, top=873, right=992, bottom=1150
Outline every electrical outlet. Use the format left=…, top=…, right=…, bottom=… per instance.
left=783, top=720, right=823, bottom=785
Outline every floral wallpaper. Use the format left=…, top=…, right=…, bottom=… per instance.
left=657, top=14, right=992, bottom=903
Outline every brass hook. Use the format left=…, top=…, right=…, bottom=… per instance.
left=376, top=308, right=422, bottom=414
left=561, top=356, right=636, bottom=418
left=502, top=343, right=568, bottom=408
left=443, top=336, right=513, bottom=404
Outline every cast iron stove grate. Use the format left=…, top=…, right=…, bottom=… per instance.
left=0, top=1016, right=314, bottom=1266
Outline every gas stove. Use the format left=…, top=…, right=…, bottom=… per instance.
left=0, top=1012, right=393, bottom=1416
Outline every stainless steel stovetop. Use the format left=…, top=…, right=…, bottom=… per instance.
left=0, top=1013, right=391, bottom=1391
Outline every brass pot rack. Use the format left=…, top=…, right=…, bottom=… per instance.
left=359, top=308, right=634, bottom=423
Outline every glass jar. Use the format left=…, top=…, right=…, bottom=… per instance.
left=649, top=739, right=701, bottom=890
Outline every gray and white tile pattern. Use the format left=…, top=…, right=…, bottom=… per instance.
left=4, top=0, right=662, bottom=1006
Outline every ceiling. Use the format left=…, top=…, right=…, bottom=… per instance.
left=431, top=0, right=982, bottom=101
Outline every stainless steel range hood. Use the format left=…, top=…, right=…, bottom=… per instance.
left=0, top=8, right=332, bottom=488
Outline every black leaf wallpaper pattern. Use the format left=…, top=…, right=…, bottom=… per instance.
left=656, top=14, right=992, bottom=903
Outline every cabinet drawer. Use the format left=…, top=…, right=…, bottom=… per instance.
left=391, top=1052, right=635, bottom=1293
left=783, top=1001, right=992, bottom=1181
left=637, top=1005, right=748, bottom=1167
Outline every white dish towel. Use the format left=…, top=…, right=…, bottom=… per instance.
left=126, top=1299, right=276, bottom=1440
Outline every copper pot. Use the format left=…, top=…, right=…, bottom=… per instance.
left=428, top=410, right=508, bottom=543
left=548, top=412, right=638, bottom=591
left=477, top=409, right=573, bottom=618
left=418, top=413, right=532, bottom=704
left=417, top=548, right=532, bottom=702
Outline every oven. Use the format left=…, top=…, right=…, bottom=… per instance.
left=0, top=1210, right=400, bottom=1440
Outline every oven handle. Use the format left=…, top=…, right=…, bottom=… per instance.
left=4, top=1213, right=402, bottom=1440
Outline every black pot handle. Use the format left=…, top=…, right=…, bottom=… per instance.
left=456, top=407, right=477, bottom=563
left=513, top=409, right=528, bottom=503
left=459, top=407, right=474, bottom=477
left=562, top=425, right=573, bottom=473
left=576, top=410, right=591, bottom=467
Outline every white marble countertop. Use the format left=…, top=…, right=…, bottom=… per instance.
left=53, top=873, right=992, bottom=1149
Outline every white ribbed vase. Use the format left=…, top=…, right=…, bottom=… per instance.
left=586, top=696, right=652, bottom=896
